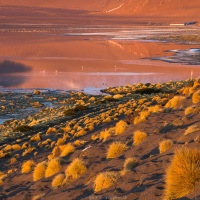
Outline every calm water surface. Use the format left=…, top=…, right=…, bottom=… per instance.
left=0, top=28, right=199, bottom=91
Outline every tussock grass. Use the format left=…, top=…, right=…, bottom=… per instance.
left=164, top=148, right=200, bottom=199
left=65, top=158, right=87, bottom=181
left=99, top=130, right=111, bottom=142
left=21, top=160, right=35, bottom=173
left=159, top=139, right=173, bottom=153
left=33, top=161, right=47, bottom=181
left=46, top=127, right=57, bottom=135
left=123, top=157, right=139, bottom=171
left=134, top=110, right=150, bottom=125
left=165, top=96, right=185, bottom=109
left=52, top=173, right=65, bottom=189
left=133, top=130, right=147, bottom=146
left=45, top=158, right=61, bottom=178
left=94, top=171, right=120, bottom=192
left=192, top=90, right=200, bottom=104
left=184, top=124, right=200, bottom=135
left=185, top=106, right=196, bottom=115
left=60, top=143, right=75, bottom=157
left=106, top=142, right=128, bottom=159
left=115, top=120, right=127, bottom=135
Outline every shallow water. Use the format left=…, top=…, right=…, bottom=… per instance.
left=0, top=28, right=200, bottom=91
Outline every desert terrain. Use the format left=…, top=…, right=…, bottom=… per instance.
left=0, top=1, right=200, bottom=200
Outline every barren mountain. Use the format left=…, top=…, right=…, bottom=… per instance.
left=0, top=0, right=199, bottom=25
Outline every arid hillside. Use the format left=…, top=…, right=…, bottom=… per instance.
left=0, top=0, right=199, bottom=25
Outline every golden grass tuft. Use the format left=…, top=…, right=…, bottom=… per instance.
left=184, top=124, right=200, bottom=135
left=159, top=139, right=173, bottom=154
left=45, top=158, right=61, bottom=178
left=73, top=140, right=86, bottom=147
left=65, top=158, right=87, bottom=181
left=46, top=127, right=57, bottom=135
left=106, top=142, right=128, bottom=159
left=99, top=130, right=111, bottom=142
left=21, top=160, right=35, bottom=173
left=33, top=161, right=47, bottom=181
left=164, top=148, right=200, bottom=199
left=123, top=157, right=139, bottom=171
left=52, top=173, right=65, bottom=189
left=133, top=110, right=150, bottom=125
left=30, top=132, right=41, bottom=141
left=185, top=106, right=196, bottom=116
left=192, top=90, right=200, bottom=104
left=60, top=143, right=75, bottom=157
left=148, top=105, right=163, bottom=113
left=133, top=130, right=147, bottom=146
left=165, top=96, right=185, bottom=109
left=115, top=120, right=127, bottom=135
left=12, top=144, right=21, bottom=151
left=94, top=171, right=120, bottom=192
left=32, top=193, right=45, bottom=200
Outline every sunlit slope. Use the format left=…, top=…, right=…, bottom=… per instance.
left=1, top=0, right=199, bottom=20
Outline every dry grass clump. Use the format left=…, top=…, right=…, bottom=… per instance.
left=123, top=157, right=139, bottom=171
left=21, top=159, right=35, bottom=173
left=184, top=124, right=200, bottom=135
left=33, top=161, right=47, bottom=181
left=65, top=158, right=87, bottom=181
left=45, top=158, right=61, bottom=178
left=134, top=110, right=150, bottom=125
left=74, top=129, right=87, bottom=137
left=159, top=139, right=173, bottom=153
left=165, top=96, right=185, bottom=109
left=113, top=94, right=123, bottom=99
left=115, top=120, right=127, bottom=135
left=185, top=106, right=197, bottom=116
left=148, top=105, right=163, bottom=113
left=73, top=140, right=86, bottom=147
left=106, top=142, right=128, bottom=159
left=94, top=171, right=120, bottom=192
left=12, top=144, right=21, bottom=151
left=192, top=90, right=200, bottom=104
left=46, top=127, right=57, bottom=135
left=164, top=148, right=200, bottom=199
left=10, top=157, right=17, bottom=164
left=60, top=143, right=75, bottom=157
left=52, top=173, right=65, bottom=189
left=99, top=130, right=111, bottom=142
left=133, top=130, right=147, bottom=146
left=30, top=132, right=41, bottom=141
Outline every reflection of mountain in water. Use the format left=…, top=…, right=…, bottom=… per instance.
left=0, top=60, right=32, bottom=87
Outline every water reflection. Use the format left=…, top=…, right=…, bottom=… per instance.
left=0, top=32, right=199, bottom=90
left=0, top=60, right=31, bottom=87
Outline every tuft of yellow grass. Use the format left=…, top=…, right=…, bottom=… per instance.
left=115, top=120, right=127, bottom=135
left=99, top=130, right=111, bottom=142
left=184, top=124, right=200, bottom=135
left=46, top=127, right=57, bottom=135
left=30, top=132, right=41, bottom=141
left=185, top=106, right=196, bottom=116
left=45, top=158, right=61, bottom=178
left=60, top=143, right=75, bottom=157
left=52, top=173, right=65, bottom=189
left=12, top=144, right=21, bottom=151
left=33, top=161, right=47, bottom=181
left=65, top=158, right=87, bottom=181
left=22, top=160, right=35, bottom=173
left=148, top=105, right=163, bottom=113
left=106, top=142, right=128, bottom=159
left=159, top=139, right=173, bottom=154
left=192, top=90, right=200, bottom=104
left=134, top=110, right=150, bottom=125
left=133, top=130, right=147, bottom=146
left=123, top=157, right=139, bottom=171
left=73, top=140, right=86, bottom=147
left=94, top=171, right=120, bottom=192
left=165, top=96, right=185, bottom=109
left=164, top=148, right=200, bottom=199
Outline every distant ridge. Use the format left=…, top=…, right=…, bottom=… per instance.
left=0, top=0, right=199, bottom=25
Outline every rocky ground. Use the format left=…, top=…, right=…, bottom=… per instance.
left=0, top=78, right=200, bottom=200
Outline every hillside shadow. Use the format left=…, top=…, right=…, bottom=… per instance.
left=0, top=60, right=32, bottom=87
